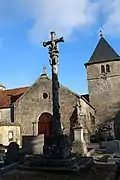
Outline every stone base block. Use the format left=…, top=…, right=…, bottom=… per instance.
left=72, top=142, right=88, bottom=156
left=19, top=155, right=93, bottom=172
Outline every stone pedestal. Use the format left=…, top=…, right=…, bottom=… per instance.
left=19, top=155, right=93, bottom=172
left=43, top=134, right=72, bottom=159
left=73, top=125, right=88, bottom=156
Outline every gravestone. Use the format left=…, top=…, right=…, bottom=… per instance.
left=0, top=149, right=5, bottom=166
left=22, top=135, right=44, bottom=155
left=84, top=128, right=90, bottom=144
left=72, top=124, right=87, bottom=155
left=106, top=140, right=120, bottom=154
left=5, top=142, right=19, bottom=165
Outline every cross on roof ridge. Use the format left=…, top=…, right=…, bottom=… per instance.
left=43, top=66, right=47, bottom=74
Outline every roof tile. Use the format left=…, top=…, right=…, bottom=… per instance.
left=0, top=86, right=29, bottom=109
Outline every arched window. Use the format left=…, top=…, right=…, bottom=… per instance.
left=106, top=64, right=110, bottom=73
left=101, top=65, right=105, bottom=73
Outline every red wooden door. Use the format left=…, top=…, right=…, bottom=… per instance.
left=38, top=113, right=52, bottom=138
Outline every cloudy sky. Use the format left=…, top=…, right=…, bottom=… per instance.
left=0, top=0, right=120, bottom=94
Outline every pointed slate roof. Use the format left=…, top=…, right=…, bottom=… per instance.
left=85, top=37, right=119, bottom=66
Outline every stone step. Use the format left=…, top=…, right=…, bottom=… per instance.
left=19, top=157, right=93, bottom=172
left=0, top=163, right=18, bottom=175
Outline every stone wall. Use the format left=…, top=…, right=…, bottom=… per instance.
left=59, top=85, right=78, bottom=134
left=80, top=97, right=95, bottom=132
left=86, top=60, right=120, bottom=124
left=14, top=76, right=78, bottom=136
left=14, top=75, right=95, bottom=136
left=0, top=125, right=21, bottom=146
left=0, top=108, right=10, bottom=123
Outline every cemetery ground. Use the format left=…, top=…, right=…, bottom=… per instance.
left=0, top=142, right=118, bottom=180
left=0, top=162, right=115, bottom=180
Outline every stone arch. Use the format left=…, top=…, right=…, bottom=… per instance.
left=106, top=64, right=110, bottom=73
left=101, top=65, right=105, bottom=73
left=38, top=112, right=52, bottom=138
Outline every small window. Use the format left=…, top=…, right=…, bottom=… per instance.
left=43, top=92, right=48, bottom=99
left=8, top=131, right=14, bottom=142
left=10, top=103, right=14, bottom=123
left=101, top=65, right=105, bottom=73
left=106, top=64, right=110, bottom=73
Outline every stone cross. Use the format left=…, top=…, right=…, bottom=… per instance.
left=100, top=30, right=103, bottom=38
left=43, top=32, right=64, bottom=135
left=43, top=66, right=47, bottom=74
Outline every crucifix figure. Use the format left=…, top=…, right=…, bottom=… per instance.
left=43, top=32, right=71, bottom=158
left=43, top=32, right=64, bottom=135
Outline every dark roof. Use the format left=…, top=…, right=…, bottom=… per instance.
left=81, top=94, right=89, bottom=102
left=85, top=37, right=119, bottom=66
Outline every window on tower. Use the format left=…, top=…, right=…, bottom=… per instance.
left=101, top=65, right=105, bottom=73
left=106, top=64, right=110, bottom=73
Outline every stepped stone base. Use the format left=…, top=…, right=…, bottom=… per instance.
left=19, top=155, right=93, bottom=172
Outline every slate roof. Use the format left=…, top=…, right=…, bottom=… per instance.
left=85, top=37, right=119, bottom=66
left=0, top=86, right=29, bottom=109
left=81, top=94, right=89, bottom=102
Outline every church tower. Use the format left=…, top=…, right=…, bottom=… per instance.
left=85, top=35, right=120, bottom=125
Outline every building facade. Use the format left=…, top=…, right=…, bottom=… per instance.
left=85, top=36, right=120, bottom=136
left=0, top=85, right=29, bottom=146
left=0, top=72, right=95, bottom=146
left=14, top=72, right=95, bottom=140
left=1, top=35, right=120, bottom=143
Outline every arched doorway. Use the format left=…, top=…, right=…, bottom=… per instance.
left=38, top=112, right=52, bottom=138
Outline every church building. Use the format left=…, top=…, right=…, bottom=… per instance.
left=0, top=69, right=95, bottom=146
left=85, top=35, right=120, bottom=135
left=0, top=34, right=120, bottom=146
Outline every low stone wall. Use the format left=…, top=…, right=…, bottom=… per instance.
left=22, top=135, right=44, bottom=155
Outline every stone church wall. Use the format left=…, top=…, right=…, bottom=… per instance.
left=59, top=86, right=79, bottom=134
left=0, top=108, right=11, bottom=124
left=14, top=77, right=79, bottom=136
left=0, top=125, right=21, bottom=146
left=14, top=76, right=95, bottom=137
left=80, top=97, right=95, bottom=132
left=86, top=60, right=120, bottom=125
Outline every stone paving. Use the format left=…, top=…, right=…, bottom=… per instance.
left=0, top=163, right=114, bottom=180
